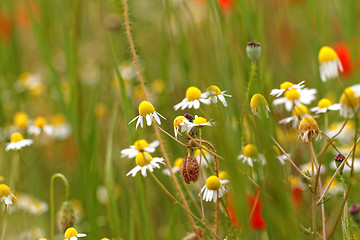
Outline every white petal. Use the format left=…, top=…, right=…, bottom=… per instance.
left=218, top=95, right=227, bottom=106
left=146, top=114, right=152, bottom=126
left=193, top=100, right=200, bottom=109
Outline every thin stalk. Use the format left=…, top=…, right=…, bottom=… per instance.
left=50, top=173, right=70, bottom=240
left=340, top=175, right=352, bottom=240
left=156, top=124, right=187, bottom=147
left=0, top=205, right=7, bottom=239
left=198, top=128, right=205, bottom=224
left=307, top=142, right=317, bottom=236
left=9, top=151, right=20, bottom=189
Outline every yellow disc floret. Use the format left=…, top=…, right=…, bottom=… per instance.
left=51, top=114, right=66, bottom=125
left=173, top=116, right=187, bottom=127
left=14, top=112, right=29, bottom=129
left=206, top=176, right=221, bottom=191
left=185, top=87, right=202, bottom=101
left=135, top=152, right=153, bottom=167
left=134, top=139, right=149, bottom=151
left=292, top=104, right=309, bottom=116
left=193, top=117, right=207, bottom=125
left=34, top=116, right=47, bottom=128
left=250, top=94, right=268, bottom=110
left=174, top=157, right=184, bottom=168
left=280, top=81, right=294, bottom=90
left=243, top=144, right=258, bottom=158
left=10, top=132, right=24, bottom=143
left=39, top=238, right=47, bottom=240
left=318, top=98, right=332, bottom=109
left=64, top=227, right=78, bottom=239
left=318, top=46, right=338, bottom=64
left=0, top=184, right=10, bottom=198
left=206, top=85, right=221, bottom=95
left=101, top=238, right=110, bottom=240
left=340, top=87, right=359, bottom=108
left=219, top=171, right=228, bottom=180
left=138, top=101, right=155, bottom=116
left=285, top=89, right=300, bottom=101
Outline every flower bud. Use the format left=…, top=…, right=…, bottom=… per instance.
left=334, top=153, right=345, bottom=175
left=246, top=41, right=261, bottom=62
left=58, top=201, right=75, bottom=233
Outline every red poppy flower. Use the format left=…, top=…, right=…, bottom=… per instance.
left=291, top=187, right=302, bottom=209
left=227, top=195, right=238, bottom=227
left=334, top=42, right=353, bottom=77
left=0, top=11, right=11, bottom=41
left=248, top=194, right=266, bottom=230
left=219, top=0, right=233, bottom=13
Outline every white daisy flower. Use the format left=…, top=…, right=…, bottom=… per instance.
left=174, top=86, right=211, bottom=110
left=202, top=85, right=232, bottom=107
left=0, top=184, right=16, bottom=205
left=6, top=132, right=33, bottom=151
left=271, top=145, right=288, bottom=165
left=191, top=115, right=214, bottom=127
left=310, top=98, right=340, bottom=114
left=250, top=94, right=271, bottom=118
left=49, top=114, right=72, bottom=140
left=120, top=139, right=159, bottom=158
left=237, top=144, right=265, bottom=167
left=173, top=116, right=192, bottom=139
left=270, top=81, right=305, bottom=97
left=318, top=46, right=343, bottom=82
left=339, top=86, right=360, bottom=119
left=201, top=176, right=228, bottom=202
left=126, top=152, right=165, bottom=177
left=64, top=227, right=86, bottom=240
left=279, top=104, right=311, bottom=128
left=327, top=121, right=355, bottom=145
left=28, top=116, right=53, bottom=136
left=129, top=101, right=166, bottom=129
left=194, top=149, right=213, bottom=167
left=300, top=162, right=326, bottom=175
left=273, top=88, right=317, bottom=112
left=162, top=157, right=183, bottom=176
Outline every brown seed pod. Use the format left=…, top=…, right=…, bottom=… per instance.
left=58, top=201, right=75, bottom=233
left=181, top=156, right=199, bottom=184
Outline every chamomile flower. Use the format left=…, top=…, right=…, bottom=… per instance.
left=298, top=116, right=320, bottom=143
left=173, top=116, right=192, bottom=139
left=28, top=116, right=53, bottom=136
left=174, top=86, right=211, bottom=110
left=273, top=88, right=317, bottom=112
left=310, top=98, right=340, bottom=114
left=120, top=139, right=159, bottom=158
left=237, top=144, right=265, bottom=167
left=318, top=46, right=343, bottom=82
left=202, top=85, right=232, bottom=107
left=300, top=162, right=326, bottom=175
left=194, top=149, right=213, bottom=167
left=279, top=104, right=310, bottom=128
left=0, top=184, right=16, bottom=205
left=126, top=152, right=165, bottom=177
left=339, top=86, right=359, bottom=119
left=191, top=116, right=214, bottom=127
left=49, top=114, right=72, bottom=140
left=201, top=176, right=228, bottom=202
left=162, top=157, right=184, bottom=176
left=14, top=111, right=29, bottom=130
left=272, top=145, right=288, bottom=165
left=327, top=121, right=355, bottom=145
left=270, top=81, right=305, bottom=97
left=6, top=132, right=33, bottom=151
left=250, top=94, right=270, bottom=118
left=129, top=101, right=165, bottom=129
left=64, top=227, right=86, bottom=240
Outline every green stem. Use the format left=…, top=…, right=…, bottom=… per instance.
left=50, top=173, right=70, bottom=240
left=0, top=205, right=7, bottom=240
left=340, top=175, right=352, bottom=240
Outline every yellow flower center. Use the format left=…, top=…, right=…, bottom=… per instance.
left=39, top=238, right=47, bottom=240
left=285, top=89, right=300, bottom=101
left=194, top=149, right=209, bottom=156
left=10, top=132, right=24, bottom=143
left=206, top=176, right=221, bottom=190
left=19, top=72, right=30, bottom=86
left=14, top=112, right=29, bottom=129
left=101, top=238, right=110, bottom=240
left=292, top=104, right=309, bottom=116
left=219, top=171, right=228, bottom=180
left=138, top=101, right=155, bottom=116
left=347, top=120, right=355, bottom=130
left=318, top=46, right=338, bottom=64
left=34, top=117, right=47, bottom=128
left=340, top=87, right=359, bottom=108
left=173, top=116, right=187, bottom=127
left=280, top=81, right=294, bottom=90
left=193, top=117, right=207, bottom=125
left=318, top=98, right=332, bottom=109
left=64, top=227, right=78, bottom=239
left=51, top=114, right=66, bottom=126
left=134, top=139, right=149, bottom=151
left=135, top=152, right=153, bottom=167
left=174, top=157, right=184, bottom=168
left=206, top=85, right=221, bottom=95
left=272, top=145, right=281, bottom=156
left=250, top=94, right=268, bottom=110
left=0, top=184, right=10, bottom=198
left=243, top=144, right=258, bottom=158
left=185, top=87, right=202, bottom=101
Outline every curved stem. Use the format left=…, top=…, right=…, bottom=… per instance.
left=50, top=173, right=70, bottom=240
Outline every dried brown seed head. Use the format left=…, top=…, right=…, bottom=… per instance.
left=181, top=156, right=199, bottom=184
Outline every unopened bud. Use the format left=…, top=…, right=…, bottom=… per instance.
left=58, top=201, right=75, bottom=233
left=246, top=41, right=261, bottom=62
left=334, top=154, right=345, bottom=175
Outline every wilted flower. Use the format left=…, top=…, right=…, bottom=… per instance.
left=129, top=101, right=166, bottom=129
left=318, top=46, right=343, bottom=82
left=181, top=156, right=199, bottom=184
left=298, top=116, right=320, bottom=143
left=250, top=94, right=270, bottom=118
